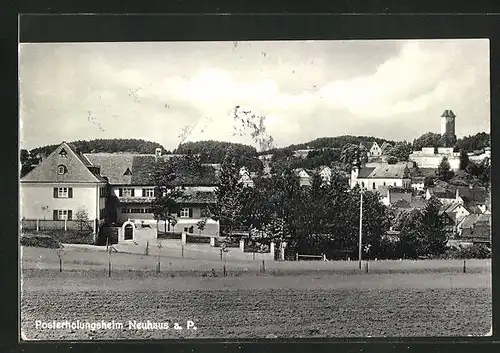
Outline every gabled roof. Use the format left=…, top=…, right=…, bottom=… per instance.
left=380, top=142, right=393, bottom=153
left=357, top=163, right=410, bottom=179
left=455, top=186, right=487, bottom=204
left=84, top=153, right=218, bottom=186
left=460, top=214, right=483, bottom=229
left=21, top=142, right=106, bottom=183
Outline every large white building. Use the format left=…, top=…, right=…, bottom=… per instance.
left=350, top=162, right=412, bottom=191
left=409, top=147, right=461, bottom=170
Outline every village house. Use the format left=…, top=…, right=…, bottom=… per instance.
left=380, top=142, right=393, bottom=156
left=426, top=184, right=488, bottom=212
left=318, top=165, right=332, bottom=184
left=20, top=142, right=108, bottom=237
left=367, top=142, right=382, bottom=157
left=21, top=142, right=222, bottom=243
left=239, top=167, right=255, bottom=188
left=83, top=147, right=220, bottom=239
left=294, top=168, right=312, bottom=186
left=350, top=162, right=412, bottom=191
left=293, top=148, right=314, bottom=159
left=377, top=186, right=413, bottom=207
left=456, top=213, right=491, bottom=245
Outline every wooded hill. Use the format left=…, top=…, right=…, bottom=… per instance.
left=29, top=139, right=167, bottom=157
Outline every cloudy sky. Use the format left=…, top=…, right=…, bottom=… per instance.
left=19, top=39, right=490, bottom=151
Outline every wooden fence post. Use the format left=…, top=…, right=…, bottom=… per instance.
left=36, top=219, right=39, bottom=232
left=108, top=247, right=112, bottom=277
left=463, top=259, right=466, bottom=273
left=64, top=219, right=67, bottom=231
left=262, top=260, right=265, bottom=273
left=295, top=253, right=299, bottom=261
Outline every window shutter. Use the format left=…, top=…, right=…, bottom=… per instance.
left=53, top=210, right=58, bottom=220
left=119, top=188, right=123, bottom=197
left=189, top=208, right=193, bottom=218
left=53, top=188, right=58, bottom=198
left=131, top=189, right=135, bottom=197
left=68, top=187, right=73, bottom=198
left=68, top=210, right=73, bottom=220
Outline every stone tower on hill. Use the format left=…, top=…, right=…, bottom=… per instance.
left=440, top=109, right=457, bottom=147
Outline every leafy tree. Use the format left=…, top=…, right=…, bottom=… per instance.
left=459, top=150, right=470, bottom=170
left=387, top=156, right=398, bottom=164
left=412, top=132, right=443, bottom=151
left=455, top=132, right=490, bottom=152
left=388, top=141, right=412, bottom=161
left=393, top=209, right=426, bottom=259
left=437, top=157, right=454, bottom=181
left=466, top=157, right=490, bottom=185
left=348, top=186, right=391, bottom=260
left=424, top=176, right=435, bottom=188
left=440, top=133, right=457, bottom=148
left=211, top=149, right=245, bottom=238
left=30, top=138, right=165, bottom=157
left=75, top=209, right=91, bottom=231
left=420, top=197, right=448, bottom=256
left=196, top=219, right=207, bottom=236
left=340, top=143, right=367, bottom=169
left=151, top=160, right=184, bottom=234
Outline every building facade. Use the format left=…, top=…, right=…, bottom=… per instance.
left=20, top=142, right=108, bottom=235
left=350, top=162, right=412, bottom=191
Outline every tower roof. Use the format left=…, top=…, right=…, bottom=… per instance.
left=441, top=109, right=456, bottom=118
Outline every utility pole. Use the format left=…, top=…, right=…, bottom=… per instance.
left=358, top=187, right=363, bottom=270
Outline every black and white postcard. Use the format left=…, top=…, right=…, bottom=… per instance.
left=19, top=39, right=491, bottom=340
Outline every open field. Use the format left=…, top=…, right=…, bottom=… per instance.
left=21, top=244, right=491, bottom=276
left=20, top=246, right=492, bottom=340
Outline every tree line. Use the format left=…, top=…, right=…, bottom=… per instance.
left=207, top=149, right=449, bottom=260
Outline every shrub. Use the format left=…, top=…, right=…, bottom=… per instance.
left=157, top=232, right=182, bottom=240
left=186, top=235, right=211, bottom=244
left=21, top=234, right=62, bottom=248
left=22, top=230, right=94, bottom=245
left=443, top=243, right=491, bottom=259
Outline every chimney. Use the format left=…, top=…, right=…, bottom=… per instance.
left=155, top=147, right=162, bottom=157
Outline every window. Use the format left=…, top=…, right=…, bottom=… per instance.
left=383, top=182, right=386, bottom=186
left=54, top=209, right=72, bottom=220
left=372, top=182, right=376, bottom=190
left=394, top=182, right=397, bottom=186
left=59, top=148, right=67, bottom=157
left=119, top=188, right=135, bottom=197
left=361, top=182, right=365, bottom=188
left=58, top=187, right=68, bottom=198
left=57, top=165, right=67, bottom=175
left=123, top=168, right=132, bottom=176
left=180, top=208, right=191, bottom=218
left=143, top=188, right=154, bottom=197
left=188, top=226, right=194, bottom=234
left=100, top=187, right=107, bottom=197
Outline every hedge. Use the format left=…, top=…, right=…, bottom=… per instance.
left=22, top=230, right=94, bottom=245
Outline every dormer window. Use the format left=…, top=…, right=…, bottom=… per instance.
left=123, top=168, right=132, bottom=176
left=57, top=165, right=67, bottom=175
left=59, top=148, right=67, bottom=157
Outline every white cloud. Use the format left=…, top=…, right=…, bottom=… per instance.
left=19, top=40, right=490, bottom=150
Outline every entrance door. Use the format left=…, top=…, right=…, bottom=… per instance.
left=124, top=224, right=133, bottom=240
